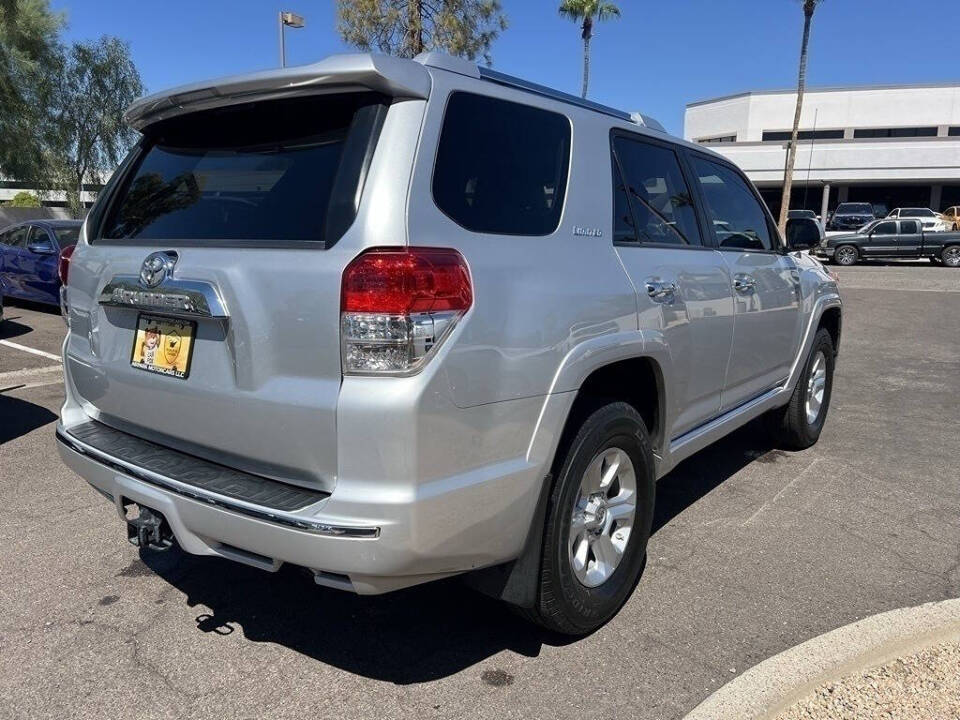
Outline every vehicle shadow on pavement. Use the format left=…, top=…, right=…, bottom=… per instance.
left=652, top=418, right=777, bottom=533
left=144, top=549, right=568, bottom=684
left=0, top=394, right=59, bottom=444
left=142, top=418, right=777, bottom=683
left=0, top=318, right=33, bottom=341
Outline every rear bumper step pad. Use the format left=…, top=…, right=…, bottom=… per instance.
left=60, top=420, right=328, bottom=512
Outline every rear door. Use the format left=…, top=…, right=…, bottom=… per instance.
left=611, top=132, right=734, bottom=437
left=63, top=92, right=401, bottom=493
left=896, top=219, right=922, bottom=257
left=687, top=152, right=801, bottom=411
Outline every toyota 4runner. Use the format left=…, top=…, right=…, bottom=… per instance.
left=56, top=52, right=842, bottom=634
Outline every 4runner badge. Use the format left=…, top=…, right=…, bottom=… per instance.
left=573, top=226, right=603, bottom=238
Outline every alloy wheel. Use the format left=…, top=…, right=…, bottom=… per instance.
left=836, top=247, right=856, bottom=265
left=569, top=447, right=637, bottom=588
left=944, top=247, right=960, bottom=268
left=805, top=351, right=827, bottom=425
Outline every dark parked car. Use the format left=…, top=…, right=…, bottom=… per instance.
left=0, top=220, right=81, bottom=307
left=814, top=218, right=960, bottom=266
left=827, top=202, right=876, bottom=231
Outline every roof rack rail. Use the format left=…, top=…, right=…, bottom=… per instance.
left=477, top=66, right=664, bottom=132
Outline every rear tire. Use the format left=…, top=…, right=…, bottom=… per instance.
left=942, top=245, right=960, bottom=268
left=834, top=245, right=858, bottom=266
left=521, top=402, right=655, bottom=635
left=770, top=328, right=835, bottom=450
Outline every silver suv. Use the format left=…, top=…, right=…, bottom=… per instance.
left=56, top=53, right=842, bottom=634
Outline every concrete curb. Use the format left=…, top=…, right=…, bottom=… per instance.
left=684, top=598, right=960, bottom=720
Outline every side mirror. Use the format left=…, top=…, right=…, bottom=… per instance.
left=27, top=240, right=56, bottom=255
left=787, top=237, right=813, bottom=252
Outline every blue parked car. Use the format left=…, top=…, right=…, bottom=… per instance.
left=0, top=220, right=82, bottom=315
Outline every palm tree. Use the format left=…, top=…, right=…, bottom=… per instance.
left=559, top=0, right=621, bottom=99
left=778, top=0, right=823, bottom=236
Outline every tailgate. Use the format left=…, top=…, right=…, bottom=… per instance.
left=62, top=88, right=411, bottom=493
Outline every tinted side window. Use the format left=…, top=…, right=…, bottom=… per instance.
left=899, top=220, right=920, bottom=234
left=612, top=136, right=701, bottom=246
left=432, top=92, right=571, bottom=235
left=8, top=227, right=28, bottom=248
left=692, top=157, right=774, bottom=251
left=873, top=221, right=897, bottom=235
left=54, top=226, right=81, bottom=247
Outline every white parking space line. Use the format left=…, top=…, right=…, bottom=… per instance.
left=0, top=364, right=63, bottom=382
left=0, top=340, right=62, bottom=362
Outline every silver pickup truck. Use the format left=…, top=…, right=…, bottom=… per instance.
left=56, top=52, right=842, bottom=634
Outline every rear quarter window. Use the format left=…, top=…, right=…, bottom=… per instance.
left=432, top=92, right=571, bottom=236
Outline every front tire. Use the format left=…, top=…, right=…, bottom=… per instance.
left=523, top=402, right=655, bottom=635
left=770, top=327, right=835, bottom=450
left=834, top=245, right=858, bottom=266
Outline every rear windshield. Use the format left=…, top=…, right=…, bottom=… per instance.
left=54, top=226, right=80, bottom=247
left=100, top=94, right=380, bottom=244
left=836, top=203, right=872, bottom=214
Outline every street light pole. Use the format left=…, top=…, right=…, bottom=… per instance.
left=278, top=11, right=305, bottom=68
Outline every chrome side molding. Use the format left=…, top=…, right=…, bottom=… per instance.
left=98, top=275, right=229, bottom=319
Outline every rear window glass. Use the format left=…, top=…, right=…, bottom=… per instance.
left=432, top=92, right=571, bottom=235
left=101, top=94, right=375, bottom=244
left=54, top=226, right=80, bottom=247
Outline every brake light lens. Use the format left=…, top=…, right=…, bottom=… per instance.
left=341, top=247, right=472, bottom=375
left=58, top=244, right=76, bottom=285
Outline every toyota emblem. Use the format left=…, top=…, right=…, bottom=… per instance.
left=139, top=251, right=178, bottom=288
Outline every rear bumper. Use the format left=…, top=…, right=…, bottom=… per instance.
left=56, top=415, right=547, bottom=594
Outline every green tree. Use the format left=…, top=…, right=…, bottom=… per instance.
left=5, top=190, right=40, bottom=206
left=0, top=0, right=62, bottom=183
left=558, top=0, right=621, bottom=99
left=778, top=0, right=822, bottom=235
left=336, top=0, right=507, bottom=64
left=46, top=36, right=143, bottom=216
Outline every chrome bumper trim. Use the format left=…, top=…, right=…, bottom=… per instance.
left=56, top=428, right=380, bottom=539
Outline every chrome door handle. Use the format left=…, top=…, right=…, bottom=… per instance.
left=733, top=275, right=756, bottom=294
left=645, top=280, right=678, bottom=302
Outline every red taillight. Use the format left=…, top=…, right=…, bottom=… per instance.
left=341, top=247, right=472, bottom=314
left=340, top=247, right=472, bottom=375
left=58, top=245, right=76, bottom=285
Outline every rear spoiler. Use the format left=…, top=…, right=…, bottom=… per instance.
left=125, top=53, right=431, bottom=131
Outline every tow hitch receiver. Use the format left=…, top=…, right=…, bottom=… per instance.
left=125, top=502, right=174, bottom=551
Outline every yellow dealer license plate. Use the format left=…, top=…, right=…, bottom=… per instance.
left=130, top=314, right=196, bottom=379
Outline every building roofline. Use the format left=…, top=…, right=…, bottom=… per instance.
left=686, top=81, right=960, bottom=108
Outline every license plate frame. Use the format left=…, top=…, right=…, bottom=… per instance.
left=129, top=313, right=196, bottom=379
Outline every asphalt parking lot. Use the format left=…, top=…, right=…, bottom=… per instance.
left=1, top=262, right=959, bottom=720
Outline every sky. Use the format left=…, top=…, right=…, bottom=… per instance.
left=55, top=0, right=959, bottom=137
